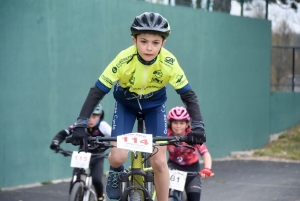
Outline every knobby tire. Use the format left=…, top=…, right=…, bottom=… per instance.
left=130, top=191, right=142, bottom=201
left=69, top=182, right=84, bottom=201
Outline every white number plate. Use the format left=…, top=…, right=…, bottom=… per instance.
left=117, top=133, right=153, bottom=153
left=70, top=151, right=91, bottom=169
left=169, top=169, right=187, bottom=192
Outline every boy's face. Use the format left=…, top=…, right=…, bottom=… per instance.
left=171, top=120, right=189, bottom=136
left=132, top=33, right=166, bottom=61
left=88, top=114, right=101, bottom=128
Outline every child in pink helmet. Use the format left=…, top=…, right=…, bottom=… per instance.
left=167, top=106, right=213, bottom=201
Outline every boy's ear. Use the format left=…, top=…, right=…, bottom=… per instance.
left=132, top=36, right=137, bottom=46
left=162, top=39, right=166, bottom=46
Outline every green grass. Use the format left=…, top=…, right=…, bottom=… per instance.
left=253, top=124, right=300, bottom=160
left=41, top=181, right=52, bottom=185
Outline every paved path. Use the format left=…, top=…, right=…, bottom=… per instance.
left=1, top=159, right=300, bottom=201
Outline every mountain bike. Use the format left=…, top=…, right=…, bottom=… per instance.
left=55, top=147, right=108, bottom=201
left=168, top=170, right=214, bottom=201
left=82, top=113, right=201, bottom=201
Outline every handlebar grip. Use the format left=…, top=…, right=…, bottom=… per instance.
left=65, top=136, right=73, bottom=143
left=179, top=136, right=188, bottom=142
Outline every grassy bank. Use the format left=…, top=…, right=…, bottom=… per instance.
left=253, top=123, right=300, bottom=160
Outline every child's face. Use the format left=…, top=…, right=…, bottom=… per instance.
left=132, top=33, right=166, bottom=61
left=171, top=120, right=189, bottom=136
left=88, top=114, right=101, bottom=128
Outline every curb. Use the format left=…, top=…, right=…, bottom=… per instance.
left=1, top=178, right=71, bottom=192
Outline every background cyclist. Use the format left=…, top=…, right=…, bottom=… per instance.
left=50, top=103, right=111, bottom=201
left=167, top=106, right=213, bottom=201
left=71, top=12, right=207, bottom=201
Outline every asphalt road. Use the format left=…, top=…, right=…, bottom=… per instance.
left=1, top=159, right=300, bottom=201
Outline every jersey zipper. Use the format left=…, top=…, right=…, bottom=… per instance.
left=137, top=65, right=148, bottom=110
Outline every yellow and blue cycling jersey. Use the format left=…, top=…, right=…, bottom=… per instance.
left=96, top=45, right=191, bottom=110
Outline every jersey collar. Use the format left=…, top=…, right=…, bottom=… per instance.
left=137, top=53, right=157, bottom=66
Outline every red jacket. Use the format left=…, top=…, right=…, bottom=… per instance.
left=167, top=128, right=208, bottom=166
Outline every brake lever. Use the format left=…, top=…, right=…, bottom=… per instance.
left=172, top=142, right=180, bottom=147
left=62, top=152, right=70, bottom=157
left=55, top=148, right=60, bottom=153
left=181, top=145, right=195, bottom=150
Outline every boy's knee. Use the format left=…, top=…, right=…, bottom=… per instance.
left=108, top=149, right=128, bottom=167
left=151, top=157, right=167, bottom=172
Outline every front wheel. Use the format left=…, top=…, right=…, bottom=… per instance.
left=130, top=191, right=142, bottom=201
left=69, top=182, right=84, bottom=201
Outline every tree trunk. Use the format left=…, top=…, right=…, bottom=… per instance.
left=212, top=0, right=231, bottom=13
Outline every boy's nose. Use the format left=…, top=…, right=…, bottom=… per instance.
left=146, top=44, right=152, bottom=51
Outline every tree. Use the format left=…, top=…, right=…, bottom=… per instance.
left=212, top=0, right=232, bottom=12
left=242, top=0, right=300, bottom=11
left=173, top=0, right=201, bottom=8
left=271, top=20, right=295, bottom=91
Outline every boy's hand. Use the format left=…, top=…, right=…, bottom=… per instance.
left=186, top=127, right=206, bottom=145
left=200, top=168, right=214, bottom=179
left=72, top=118, right=89, bottom=139
left=72, top=126, right=88, bottom=139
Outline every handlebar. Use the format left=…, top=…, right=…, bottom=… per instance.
left=65, top=135, right=196, bottom=151
left=54, top=147, right=109, bottom=158
left=55, top=147, right=73, bottom=157
left=170, top=169, right=215, bottom=178
left=88, top=135, right=195, bottom=150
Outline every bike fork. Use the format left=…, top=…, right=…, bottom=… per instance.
left=83, top=177, right=96, bottom=201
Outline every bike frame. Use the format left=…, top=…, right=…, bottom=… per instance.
left=119, top=113, right=156, bottom=201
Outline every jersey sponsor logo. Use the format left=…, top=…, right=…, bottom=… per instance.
left=129, top=76, right=135, bottom=85
left=165, top=57, right=175, bottom=65
left=112, top=102, right=118, bottom=130
left=163, top=113, right=167, bottom=135
left=130, top=87, right=141, bottom=91
left=176, top=75, right=183, bottom=83
left=91, top=130, right=100, bottom=136
left=101, top=75, right=113, bottom=86
left=150, top=77, right=163, bottom=84
left=112, top=66, right=117, bottom=73
left=175, top=81, right=185, bottom=88
left=153, top=70, right=163, bottom=78
left=177, top=156, right=183, bottom=163
left=144, top=85, right=161, bottom=90
left=116, top=54, right=135, bottom=68
left=190, top=186, right=201, bottom=190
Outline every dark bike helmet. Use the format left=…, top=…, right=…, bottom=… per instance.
left=92, top=103, right=105, bottom=120
left=130, top=12, right=171, bottom=39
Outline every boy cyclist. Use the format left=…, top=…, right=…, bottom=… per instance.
left=50, top=103, right=111, bottom=201
left=71, top=12, right=206, bottom=201
left=167, top=106, right=213, bottom=201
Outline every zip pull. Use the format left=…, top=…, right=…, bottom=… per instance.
left=137, top=99, right=142, bottom=110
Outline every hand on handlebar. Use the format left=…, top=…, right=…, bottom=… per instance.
left=199, top=168, right=214, bottom=179
left=50, top=139, right=61, bottom=151
left=186, top=127, right=206, bottom=145
left=72, top=119, right=90, bottom=152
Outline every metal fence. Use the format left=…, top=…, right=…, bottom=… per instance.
left=271, top=46, right=300, bottom=92
left=143, top=0, right=228, bottom=11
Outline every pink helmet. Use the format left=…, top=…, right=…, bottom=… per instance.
left=167, top=106, right=190, bottom=121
